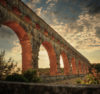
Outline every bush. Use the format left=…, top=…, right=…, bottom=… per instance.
left=0, top=50, right=20, bottom=80
left=76, top=78, right=81, bottom=84
left=5, top=69, right=41, bottom=83
left=23, top=69, right=41, bottom=83
left=76, top=74, right=100, bottom=84
left=5, top=73, right=28, bottom=82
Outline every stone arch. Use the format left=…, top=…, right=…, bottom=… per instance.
left=40, top=41, right=57, bottom=76
left=78, top=60, right=82, bottom=74
left=2, top=21, right=32, bottom=72
left=61, top=52, right=70, bottom=75
left=71, top=57, right=77, bottom=75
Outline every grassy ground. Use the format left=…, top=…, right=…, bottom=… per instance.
left=48, top=77, right=84, bottom=85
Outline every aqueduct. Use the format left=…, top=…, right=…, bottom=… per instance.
left=0, top=0, right=91, bottom=76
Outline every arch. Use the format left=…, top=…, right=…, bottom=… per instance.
left=61, top=52, right=70, bottom=75
left=2, top=21, right=32, bottom=72
left=78, top=60, right=82, bottom=74
left=71, top=57, right=77, bottom=75
left=41, top=41, right=57, bottom=76
left=38, top=44, right=50, bottom=76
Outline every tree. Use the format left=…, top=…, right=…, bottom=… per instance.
left=0, top=50, right=20, bottom=80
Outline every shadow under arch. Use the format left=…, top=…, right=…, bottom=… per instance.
left=41, top=41, right=57, bottom=76
left=2, top=21, right=33, bottom=72
left=61, top=52, right=70, bottom=75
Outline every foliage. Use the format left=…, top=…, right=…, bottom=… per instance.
left=0, top=50, right=41, bottom=83
left=91, top=63, right=100, bottom=73
left=5, top=69, right=41, bottom=83
left=76, top=78, right=82, bottom=84
left=5, top=73, right=28, bottom=82
left=76, top=68, right=100, bottom=84
left=0, top=50, right=20, bottom=80
left=23, top=69, right=41, bottom=83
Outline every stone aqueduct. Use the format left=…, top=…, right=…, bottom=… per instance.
left=0, top=0, right=91, bottom=76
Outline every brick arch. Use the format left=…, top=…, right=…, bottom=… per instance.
left=2, top=21, right=33, bottom=72
left=71, top=57, right=77, bottom=75
left=41, top=41, right=57, bottom=76
left=61, top=52, right=70, bottom=75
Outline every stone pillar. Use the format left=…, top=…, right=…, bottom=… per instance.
left=78, top=60, right=82, bottom=74
left=56, top=53, right=61, bottom=74
left=67, top=55, right=73, bottom=75
left=21, top=39, right=33, bottom=72
left=83, top=63, right=86, bottom=74
left=31, top=38, right=40, bottom=70
left=75, top=58, right=79, bottom=75
left=86, top=65, right=89, bottom=74
left=71, top=57, right=77, bottom=75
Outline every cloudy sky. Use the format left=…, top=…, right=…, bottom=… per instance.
left=0, top=0, right=100, bottom=68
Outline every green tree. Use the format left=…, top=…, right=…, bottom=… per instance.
left=0, top=50, right=20, bottom=80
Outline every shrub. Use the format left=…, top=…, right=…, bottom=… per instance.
left=76, top=74, right=100, bottom=84
left=0, top=50, right=20, bottom=80
left=5, top=73, right=28, bottom=82
left=76, top=78, right=81, bottom=84
left=23, top=69, right=41, bottom=83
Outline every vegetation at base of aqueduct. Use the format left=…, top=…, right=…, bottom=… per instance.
left=0, top=50, right=41, bottom=83
left=0, top=50, right=100, bottom=84
left=76, top=64, right=100, bottom=85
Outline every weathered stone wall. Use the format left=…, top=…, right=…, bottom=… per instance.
left=40, top=74, right=85, bottom=83
left=0, top=81, right=100, bottom=94
left=0, top=0, right=91, bottom=75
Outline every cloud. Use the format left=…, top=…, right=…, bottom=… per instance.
left=87, top=0, right=100, bottom=15
left=49, top=12, right=100, bottom=52
left=26, top=0, right=41, bottom=9
left=95, top=27, right=100, bottom=39
left=5, top=40, right=22, bottom=66
left=46, top=0, right=58, bottom=4
left=46, top=0, right=52, bottom=4
left=34, top=7, right=42, bottom=16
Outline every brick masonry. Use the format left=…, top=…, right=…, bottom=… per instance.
left=0, top=0, right=91, bottom=76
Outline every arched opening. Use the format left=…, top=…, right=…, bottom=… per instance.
left=0, top=25, right=22, bottom=71
left=1, top=21, right=32, bottom=72
left=59, top=55, right=64, bottom=75
left=39, top=41, right=57, bottom=76
left=71, top=57, right=77, bottom=75
left=61, top=52, right=70, bottom=75
left=38, top=45, right=50, bottom=76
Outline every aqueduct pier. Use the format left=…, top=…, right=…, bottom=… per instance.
left=0, top=0, right=91, bottom=76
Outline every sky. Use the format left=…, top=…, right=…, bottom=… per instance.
left=0, top=0, right=100, bottom=68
